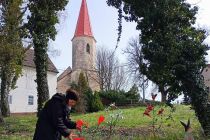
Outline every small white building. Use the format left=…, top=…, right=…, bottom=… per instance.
left=8, top=49, right=58, bottom=113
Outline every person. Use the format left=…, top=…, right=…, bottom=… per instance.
left=33, top=89, right=79, bottom=140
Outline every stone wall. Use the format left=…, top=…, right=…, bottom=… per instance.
left=72, top=36, right=96, bottom=71
left=70, top=69, right=100, bottom=92
left=57, top=73, right=71, bottom=93
left=71, top=36, right=99, bottom=92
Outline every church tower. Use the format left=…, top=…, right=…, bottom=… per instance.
left=71, top=0, right=99, bottom=91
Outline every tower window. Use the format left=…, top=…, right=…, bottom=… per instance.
left=86, top=44, right=90, bottom=54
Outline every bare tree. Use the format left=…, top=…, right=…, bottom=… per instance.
left=112, top=60, right=127, bottom=91
left=96, top=47, right=127, bottom=91
left=124, top=37, right=148, bottom=103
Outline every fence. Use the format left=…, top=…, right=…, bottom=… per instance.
left=115, top=99, right=140, bottom=106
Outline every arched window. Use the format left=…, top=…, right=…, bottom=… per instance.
left=86, top=43, right=90, bottom=54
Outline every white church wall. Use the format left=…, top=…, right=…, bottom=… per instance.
left=9, top=66, right=57, bottom=113
left=48, top=71, right=58, bottom=98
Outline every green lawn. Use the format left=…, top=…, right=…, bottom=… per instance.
left=0, top=105, right=207, bottom=140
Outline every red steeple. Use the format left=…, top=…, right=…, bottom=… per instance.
left=74, top=0, right=94, bottom=38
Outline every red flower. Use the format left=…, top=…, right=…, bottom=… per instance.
left=98, top=115, right=105, bottom=126
left=146, top=104, right=154, bottom=111
left=143, top=110, right=151, bottom=118
left=157, top=108, right=164, bottom=115
left=151, top=93, right=157, bottom=101
left=73, top=137, right=85, bottom=140
left=76, top=120, right=84, bottom=131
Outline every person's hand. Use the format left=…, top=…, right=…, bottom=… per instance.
left=66, top=132, right=78, bottom=140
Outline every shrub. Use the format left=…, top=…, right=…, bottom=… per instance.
left=84, top=88, right=93, bottom=112
left=85, top=88, right=104, bottom=112
left=99, top=90, right=127, bottom=106
left=125, top=84, right=140, bottom=100
left=90, top=93, right=104, bottom=112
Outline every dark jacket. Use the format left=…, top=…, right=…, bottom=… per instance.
left=33, top=93, right=76, bottom=140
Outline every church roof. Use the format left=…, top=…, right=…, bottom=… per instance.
left=57, top=66, right=72, bottom=81
left=73, top=0, right=94, bottom=38
left=23, top=49, right=59, bottom=73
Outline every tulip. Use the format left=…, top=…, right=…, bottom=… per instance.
left=143, top=110, right=151, bottom=118
left=146, top=104, right=154, bottom=111
left=76, top=119, right=84, bottom=131
left=98, top=115, right=105, bottom=126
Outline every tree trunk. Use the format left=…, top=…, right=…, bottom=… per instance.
left=0, top=112, right=4, bottom=124
left=209, top=93, right=210, bottom=102
left=0, top=96, right=4, bottom=124
left=142, top=81, right=145, bottom=103
left=184, top=79, right=210, bottom=137
left=190, top=86, right=210, bottom=137
left=159, top=86, right=167, bottom=103
left=204, top=103, right=210, bottom=137
left=34, top=43, right=49, bottom=117
left=161, top=92, right=167, bottom=103
left=191, top=97, right=210, bottom=137
left=1, top=69, right=10, bottom=117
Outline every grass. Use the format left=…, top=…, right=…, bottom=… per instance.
left=0, top=105, right=207, bottom=140
left=0, top=115, right=36, bottom=140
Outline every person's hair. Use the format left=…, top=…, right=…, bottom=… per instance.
left=65, top=88, right=79, bottom=101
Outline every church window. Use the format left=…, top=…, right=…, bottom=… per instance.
left=86, top=44, right=90, bottom=54
left=28, top=95, right=34, bottom=105
left=8, top=95, right=12, bottom=104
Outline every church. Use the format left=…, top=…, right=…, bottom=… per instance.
left=7, top=0, right=99, bottom=114
left=57, top=0, right=100, bottom=93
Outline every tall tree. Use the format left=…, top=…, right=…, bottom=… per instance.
left=0, top=0, right=24, bottom=117
left=96, top=47, right=127, bottom=91
left=71, top=72, right=88, bottom=113
left=0, top=1, right=4, bottom=122
left=124, top=37, right=148, bottom=103
left=96, top=47, right=116, bottom=91
left=107, top=0, right=210, bottom=136
left=26, top=0, right=68, bottom=116
left=112, top=60, right=127, bottom=91
left=78, top=72, right=89, bottom=93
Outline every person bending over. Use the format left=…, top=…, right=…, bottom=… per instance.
left=33, top=89, right=78, bottom=140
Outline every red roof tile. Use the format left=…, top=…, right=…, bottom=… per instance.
left=74, top=0, right=94, bottom=38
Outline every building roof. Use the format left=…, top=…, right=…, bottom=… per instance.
left=23, top=49, right=59, bottom=73
left=206, top=64, right=210, bottom=67
left=57, top=66, right=72, bottom=81
left=73, top=0, right=94, bottom=39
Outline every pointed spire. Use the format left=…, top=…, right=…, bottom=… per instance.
left=74, top=0, right=94, bottom=38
